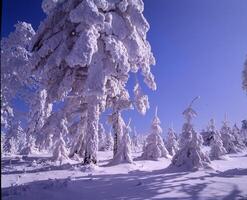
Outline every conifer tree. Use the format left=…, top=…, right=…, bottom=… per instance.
left=142, top=107, right=169, bottom=160
left=171, top=97, right=211, bottom=170
left=166, top=127, right=179, bottom=156
left=31, top=0, right=156, bottom=165
left=110, top=119, right=132, bottom=165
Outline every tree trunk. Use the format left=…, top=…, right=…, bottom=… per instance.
left=112, top=111, right=123, bottom=156
left=83, top=96, right=99, bottom=165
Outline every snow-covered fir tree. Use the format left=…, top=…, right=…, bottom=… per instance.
left=41, top=133, right=53, bottom=152
left=20, top=135, right=37, bottom=155
left=131, top=127, right=141, bottom=152
left=69, top=116, right=87, bottom=159
left=30, top=0, right=156, bottom=165
left=1, top=22, right=35, bottom=137
left=232, top=123, right=245, bottom=150
left=8, top=137, right=19, bottom=155
left=141, top=107, right=169, bottom=160
left=23, top=89, right=52, bottom=153
left=110, top=119, right=132, bottom=165
left=241, top=120, right=247, bottom=146
left=1, top=133, right=6, bottom=154
left=52, top=132, right=70, bottom=164
left=165, top=127, right=179, bottom=156
left=209, top=131, right=227, bottom=160
left=98, top=123, right=106, bottom=151
left=201, top=119, right=217, bottom=146
left=220, top=117, right=241, bottom=154
left=105, top=131, right=114, bottom=151
left=171, top=97, right=211, bottom=170
left=4, top=121, right=25, bottom=154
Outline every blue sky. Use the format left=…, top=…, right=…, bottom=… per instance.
left=2, top=0, right=247, bottom=136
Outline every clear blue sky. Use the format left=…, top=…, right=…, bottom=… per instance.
left=2, top=0, right=247, bottom=136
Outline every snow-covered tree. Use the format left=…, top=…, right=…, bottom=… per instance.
left=110, top=119, right=132, bottom=165
left=131, top=127, right=141, bottom=152
left=171, top=97, right=211, bottom=170
left=241, top=120, right=247, bottom=146
left=1, top=134, right=6, bottom=154
left=24, top=89, right=52, bottom=153
left=243, top=58, right=247, bottom=91
left=209, top=131, right=227, bottom=160
left=165, top=127, right=179, bottom=156
left=1, top=22, right=35, bottom=136
left=105, top=131, right=114, bottom=151
left=69, top=116, right=87, bottom=159
left=98, top=123, right=106, bottom=151
left=4, top=121, right=25, bottom=154
left=8, top=137, right=19, bottom=155
left=20, top=135, right=37, bottom=155
left=30, top=0, right=156, bottom=164
left=52, top=133, right=70, bottom=164
left=141, top=107, right=169, bottom=160
left=41, top=133, right=53, bottom=152
left=201, top=119, right=217, bottom=146
left=178, top=97, right=199, bottom=148
left=220, top=118, right=241, bottom=154
left=232, top=124, right=245, bottom=150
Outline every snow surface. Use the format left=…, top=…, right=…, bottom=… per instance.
left=2, top=150, right=247, bottom=200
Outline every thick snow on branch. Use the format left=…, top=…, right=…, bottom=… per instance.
left=133, top=82, right=150, bottom=115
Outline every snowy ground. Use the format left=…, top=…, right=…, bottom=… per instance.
left=2, top=150, right=247, bottom=200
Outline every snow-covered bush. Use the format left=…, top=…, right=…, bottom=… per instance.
left=165, top=127, right=179, bottom=156
left=171, top=97, right=211, bottom=170
left=209, top=131, right=227, bottom=160
left=110, top=120, right=132, bottom=165
left=141, top=108, right=169, bottom=160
